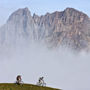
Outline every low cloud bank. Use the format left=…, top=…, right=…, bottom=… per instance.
left=0, top=43, right=90, bottom=90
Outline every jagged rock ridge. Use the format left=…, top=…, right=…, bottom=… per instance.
left=0, top=7, right=90, bottom=51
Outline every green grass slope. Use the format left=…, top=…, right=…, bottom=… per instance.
left=0, top=83, right=60, bottom=90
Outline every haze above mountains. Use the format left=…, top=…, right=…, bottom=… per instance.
left=0, top=7, right=90, bottom=51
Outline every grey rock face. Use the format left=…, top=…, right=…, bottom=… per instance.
left=0, top=7, right=90, bottom=51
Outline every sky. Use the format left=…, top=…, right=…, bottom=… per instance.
left=0, top=0, right=90, bottom=26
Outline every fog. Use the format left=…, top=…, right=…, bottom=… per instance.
left=0, top=43, right=90, bottom=90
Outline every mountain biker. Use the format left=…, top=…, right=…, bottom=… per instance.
left=16, top=75, right=22, bottom=85
left=39, top=77, right=44, bottom=83
left=37, top=77, right=46, bottom=86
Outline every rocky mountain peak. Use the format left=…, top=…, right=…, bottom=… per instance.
left=63, top=7, right=89, bottom=22
left=64, top=7, right=78, bottom=12
left=7, top=7, right=31, bottom=23
left=0, top=7, right=90, bottom=51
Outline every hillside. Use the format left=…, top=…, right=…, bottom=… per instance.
left=0, top=83, right=60, bottom=90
